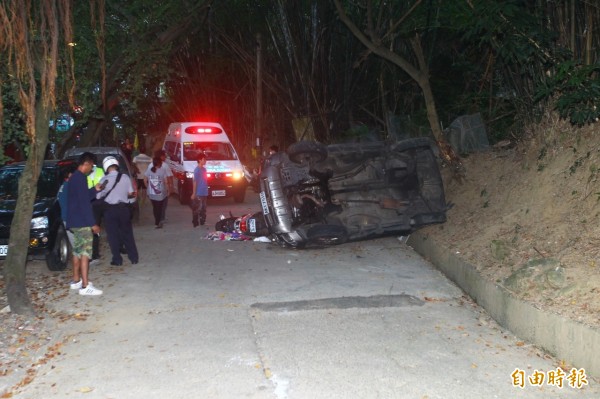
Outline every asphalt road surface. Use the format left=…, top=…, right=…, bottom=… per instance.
left=12, top=189, right=599, bottom=398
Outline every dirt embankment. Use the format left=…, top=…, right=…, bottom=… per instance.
left=423, top=113, right=600, bottom=329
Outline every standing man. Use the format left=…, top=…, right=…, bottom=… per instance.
left=96, top=156, right=139, bottom=266
left=58, top=163, right=77, bottom=248
left=155, top=149, right=174, bottom=223
left=66, top=152, right=103, bottom=296
left=190, top=153, right=208, bottom=227
left=88, top=162, right=105, bottom=265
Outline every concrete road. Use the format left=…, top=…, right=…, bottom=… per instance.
left=13, top=190, right=599, bottom=398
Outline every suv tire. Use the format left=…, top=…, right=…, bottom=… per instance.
left=46, top=225, right=70, bottom=271
left=288, top=141, right=328, bottom=165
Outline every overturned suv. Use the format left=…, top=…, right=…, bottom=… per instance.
left=245, top=138, right=447, bottom=248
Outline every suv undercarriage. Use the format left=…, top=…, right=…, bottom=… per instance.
left=255, top=138, right=447, bottom=248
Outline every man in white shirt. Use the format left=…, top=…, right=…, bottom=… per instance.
left=155, top=149, right=174, bottom=223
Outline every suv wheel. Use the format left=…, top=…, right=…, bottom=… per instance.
left=46, top=225, right=70, bottom=271
left=288, top=141, right=328, bottom=165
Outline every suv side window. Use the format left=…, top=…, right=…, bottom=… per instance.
left=0, top=169, right=20, bottom=198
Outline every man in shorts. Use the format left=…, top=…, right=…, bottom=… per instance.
left=57, top=163, right=77, bottom=246
left=66, top=152, right=104, bottom=296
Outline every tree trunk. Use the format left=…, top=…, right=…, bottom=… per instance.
left=410, top=36, right=443, bottom=141
left=55, top=4, right=212, bottom=157
left=333, top=0, right=443, bottom=140
left=4, top=99, right=51, bottom=315
left=332, top=0, right=462, bottom=172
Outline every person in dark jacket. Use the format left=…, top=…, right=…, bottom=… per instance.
left=58, top=163, right=77, bottom=247
left=66, top=152, right=104, bottom=296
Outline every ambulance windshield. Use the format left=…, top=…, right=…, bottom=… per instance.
left=182, top=142, right=238, bottom=161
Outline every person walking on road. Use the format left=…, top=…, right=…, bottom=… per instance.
left=96, top=156, right=139, bottom=266
left=144, top=156, right=170, bottom=228
left=191, top=153, right=208, bottom=227
left=66, top=152, right=104, bottom=296
left=155, top=149, right=174, bottom=223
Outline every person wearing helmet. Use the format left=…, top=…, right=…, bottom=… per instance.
left=87, top=162, right=105, bottom=265
left=96, top=156, right=139, bottom=266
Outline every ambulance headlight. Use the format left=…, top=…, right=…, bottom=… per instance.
left=186, top=172, right=194, bottom=179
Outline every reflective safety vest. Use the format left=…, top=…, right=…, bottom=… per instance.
left=87, top=165, right=105, bottom=188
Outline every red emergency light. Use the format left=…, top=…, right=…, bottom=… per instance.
left=184, top=126, right=223, bottom=134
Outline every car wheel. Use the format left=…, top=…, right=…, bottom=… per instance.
left=288, top=141, right=328, bottom=165
left=305, top=224, right=348, bottom=247
left=46, top=226, right=70, bottom=271
left=178, top=180, right=190, bottom=205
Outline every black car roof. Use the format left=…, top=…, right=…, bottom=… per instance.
left=0, top=159, right=74, bottom=169
left=63, top=146, right=127, bottom=158
left=61, top=147, right=134, bottom=176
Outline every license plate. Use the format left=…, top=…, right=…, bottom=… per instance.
left=248, top=218, right=256, bottom=233
left=212, top=190, right=226, bottom=197
left=259, top=192, right=269, bottom=215
left=0, top=245, right=8, bottom=256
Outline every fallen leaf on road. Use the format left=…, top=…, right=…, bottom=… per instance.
left=423, top=296, right=446, bottom=302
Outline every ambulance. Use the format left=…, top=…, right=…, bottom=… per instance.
left=162, top=122, right=247, bottom=204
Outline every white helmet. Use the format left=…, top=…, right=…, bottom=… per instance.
left=102, top=156, right=119, bottom=172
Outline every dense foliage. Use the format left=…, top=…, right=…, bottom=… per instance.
left=2, top=0, right=600, bottom=165
left=535, top=61, right=600, bottom=126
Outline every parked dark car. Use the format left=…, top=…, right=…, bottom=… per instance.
left=238, top=138, right=447, bottom=248
left=0, top=159, right=76, bottom=271
left=63, top=147, right=140, bottom=221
